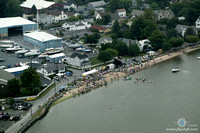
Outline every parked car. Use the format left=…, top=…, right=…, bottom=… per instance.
left=26, top=97, right=36, bottom=101
left=1, top=106, right=5, bottom=111
left=13, top=116, right=20, bottom=121
left=18, top=106, right=23, bottom=110
left=10, top=116, right=14, bottom=121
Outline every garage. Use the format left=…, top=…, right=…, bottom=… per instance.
left=0, top=17, right=37, bottom=37
left=8, top=26, right=23, bottom=36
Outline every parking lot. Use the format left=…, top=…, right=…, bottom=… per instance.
left=0, top=101, right=33, bottom=131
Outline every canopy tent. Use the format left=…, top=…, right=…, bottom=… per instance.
left=65, top=71, right=72, bottom=74
left=56, top=73, right=65, bottom=77
left=59, top=85, right=67, bottom=90
left=82, top=69, right=98, bottom=76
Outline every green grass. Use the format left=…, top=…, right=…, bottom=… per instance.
left=37, top=84, right=55, bottom=99
left=89, top=57, right=103, bottom=65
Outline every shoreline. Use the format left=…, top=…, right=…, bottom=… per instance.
left=53, top=45, right=200, bottom=106
left=17, top=45, right=200, bottom=133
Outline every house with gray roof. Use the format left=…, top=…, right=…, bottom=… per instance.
left=99, top=37, right=113, bottom=44
left=63, top=0, right=77, bottom=10
left=67, top=52, right=91, bottom=68
left=37, top=63, right=66, bottom=76
left=75, top=6, right=86, bottom=13
left=131, top=10, right=144, bottom=18
left=175, top=25, right=197, bottom=37
left=48, top=10, right=69, bottom=23
left=87, top=0, right=107, bottom=10
left=154, top=9, right=174, bottom=20
left=118, top=38, right=139, bottom=47
left=38, top=14, right=53, bottom=24
left=0, top=69, right=15, bottom=86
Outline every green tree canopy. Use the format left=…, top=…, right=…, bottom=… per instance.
left=185, top=35, right=199, bottom=43
left=101, top=13, right=111, bottom=25
left=31, top=5, right=37, bottom=15
left=169, top=37, right=184, bottom=47
left=185, top=27, right=196, bottom=36
left=148, top=30, right=166, bottom=50
left=68, top=16, right=79, bottom=22
left=114, top=41, right=128, bottom=56
left=107, top=0, right=122, bottom=13
left=105, top=48, right=118, bottom=57
left=98, top=51, right=112, bottom=63
left=166, top=29, right=179, bottom=39
left=127, top=43, right=140, bottom=57
left=162, top=42, right=172, bottom=51
left=20, top=67, right=41, bottom=94
left=6, top=78, right=21, bottom=97
left=0, top=0, right=22, bottom=18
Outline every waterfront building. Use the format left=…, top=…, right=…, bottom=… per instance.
left=23, top=31, right=62, bottom=52
left=0, top=17, right=37, bottom=37
left=46, top=53, right=66, bottom=63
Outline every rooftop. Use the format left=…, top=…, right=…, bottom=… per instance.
left=0, top=17, right=36, bottom=29
left=24, top=31, right=62, bottom=42
left=20, top=0, right=55, bottom=10
left=116, top=9, right=126, bottom=12
left=70, top=52, right=88, bottom=59
left=0, top=70, right=15, bottom=85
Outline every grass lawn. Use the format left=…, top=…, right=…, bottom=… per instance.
left=89, top=57, right=103, bottom=65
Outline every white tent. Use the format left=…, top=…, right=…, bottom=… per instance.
left=82, top=69, right=98, bottom=76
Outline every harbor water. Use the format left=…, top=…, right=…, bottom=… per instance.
left=27, top=50, right=200, bottom=133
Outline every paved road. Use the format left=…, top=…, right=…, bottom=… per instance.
left=6, top=69, right=82, bottom=133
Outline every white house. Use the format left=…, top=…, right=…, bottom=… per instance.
left=116, top=9, right=126, bottom=18
left=49, top=10, right=69, bottom=23
left=175, top=25, right=197, bottom=37
left=37, top=63, right=66, bottom=76
left=63, top=0, right=77, bottom=10
left=67, top=53, right=91, bottom=68
left=38, top=14, right=53, bottom=24
left=138, top=39, right=151, bottom=52
left=196, top=17, right=200, bottom=30
left=62, top=20, right=91, bottom=31
left=99, top=37, right=113, bottom=44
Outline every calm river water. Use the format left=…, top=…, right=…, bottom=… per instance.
left=27, top=50, right=200, bottom=133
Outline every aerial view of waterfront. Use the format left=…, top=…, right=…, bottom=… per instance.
left=26, top=50, right=200, bottom=133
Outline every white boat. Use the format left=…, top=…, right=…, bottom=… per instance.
left=38, top=53, right=48, bottom=58
left=0, top=40, right=15, bottom=44
left=0, top=44, right=13, bottom=48
left=25, top=49, right=41, bottom=57
left=15, top=49, right=29, bottom=54
left=45, top=47, right=64, bottom=55
left=83, top=49, right=92, bottom=53
left=6, top=46, right=22, bottom=52
left=172, top=67, right=180, bottom=73
left=76, top=47, right=85, bottom=52
left=197, top=57, right=200, bottom=60
left=68, top=44, right=82, bottom=48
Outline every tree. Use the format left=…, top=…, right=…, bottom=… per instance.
left=143, top=9, right=155, bottom=21
left=89, top=10, right=95, bottom=17
left=107, top=0, right=122, bottom=12
left=68, top=16, right=79, bottom=22
left=150, top=2, right=159, bottom=10
left=0, top=0, right=22, bottom=18
left=105, top=48, right=118, bottom=57
left=112, top=20, right=120, bottom=37
left=166, top=29, right=179, bottom=39
left=20, top=67, right=41, bottom=94
left=185, top=35, right=199, bottom=43
left=101, top=13, right=111, bottom=25
left=169, top=37, right=184, bottom=47
left=98, top=51, right=112, bottom=63
left=6, top=78, right=21, bottom=97
left=31, top=5, right=37, bottom=15
left=127, top=43, right=140, bottom=57
left=114, top=41, right=128, bottom=56
left=148, top=30, right=166, bottom=50
left=77, top=15, right=84, bottom=20
left=100, top=43, right=113, bottom=51
left=185, top=27, right=195, bottom=36
left=162, top=42, right=172, bottom=51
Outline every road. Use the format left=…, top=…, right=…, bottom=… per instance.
left=6, top=68, right=82, bottom=133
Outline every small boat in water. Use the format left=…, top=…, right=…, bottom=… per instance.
left=0, top=58, right=4, bottom=62
left=172, top=67, right=180, bottom=73
left=25, top=49, right=41, bottom=57
left=45, top=47, right=64, bottom=55
left=0, top=40, right=15, bottom=44
left=197, top=57, right=200, bottom=60
left=6, top=46, right=22, bottom=52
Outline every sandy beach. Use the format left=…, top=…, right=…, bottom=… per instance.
left=53, top=46, right=200, bottom=105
